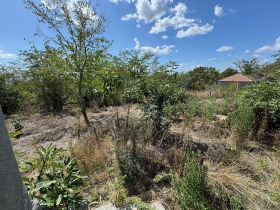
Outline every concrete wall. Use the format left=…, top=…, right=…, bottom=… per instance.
left=0, top=106, right=31, bottom=210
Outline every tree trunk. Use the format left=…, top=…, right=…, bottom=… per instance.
left=79, top=71, right=91, bottom=126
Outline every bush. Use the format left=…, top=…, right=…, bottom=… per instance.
left=115, top=121, right=141, bottom=184
left=24, top=144, right=85, bottom=209
left=229, top=102, right=253, bottom=148
left=0, top=70, right=21, bottom=114
left=142, top=69, right=187, bottom=142
left=173, top=148, right=210, bottom=210
left=240, top=81, right=280, bottom=143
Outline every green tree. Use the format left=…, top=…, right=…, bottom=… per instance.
left=22, top=43, right=74, bottom=112
left=219, top=67, right=238, bottom=79
left=119, top=50, right=158, bottom=103
left=24, top=0, right=110, bottom=125
left=240, top=81, right=280, bottom=142
left=0, top=65, right=21, bottom=114
left=143, top=62, right=186, bottom=142
left=186, top=66, right=219, bottom=90
left=234, top=58, right=260, bottom=75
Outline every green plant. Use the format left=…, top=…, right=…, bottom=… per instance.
left=24, top=144, right=86, bottom=209
left=25, top=0, right=110, bottom=125
left=229, top=195, right=243, bottom=210
left=13, top=119, right=24, bottom=132
left=142, top=66, right=186, bottom=142
left=202, top=98, right=218, bottom=121
left=173, top=148, right=210, bottom=210
left=185, top=96, right=203, bottom=119
left=0, top=67, right=21, bottom=114
left=153, top=172, right=172, bottom=184
left=259, top=156, right=268, bottom=172
left=8, top=130, right=23, bottom=139
left=115, top=122, right=141, bottom=184
left=229, top=102, right=253, bottom=149
left=22, top=44, right=74, bottom=113
left=217, top=186, right=244, bottom=210
left=240, top=81, right=280, bottom=142
left=109, top=172, right=128, bottom=207
left=125, top=196, right=153, bottom=210
left=185, top=66, right=219, bottom=90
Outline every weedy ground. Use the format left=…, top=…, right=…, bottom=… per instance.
left=5, top=99, right=280, bottom=209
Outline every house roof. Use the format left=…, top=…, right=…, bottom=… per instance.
left=219, top=73, right=255, bottom=82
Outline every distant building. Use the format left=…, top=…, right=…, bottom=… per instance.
left=218, top=73, right=255, bottom=87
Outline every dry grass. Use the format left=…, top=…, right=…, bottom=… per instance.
left=207, top=140, right=280, bottom=210
left=71, top=132, right=114, bottom=173
left=9, top=100, right=280, bottom=209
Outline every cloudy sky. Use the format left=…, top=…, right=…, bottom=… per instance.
left=1, top=0, right=280, bottom=71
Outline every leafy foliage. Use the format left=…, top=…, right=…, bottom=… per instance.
left=234, top=58, right=260, bottom=75
left=142, top=64, right=186, bottom=141
left=219, top=67, right=238, bottom=79
left=115, top=121, right=141, bottom=184
left=239, top=81, right=280, bottom=142
left=173, top=148, right=210, bottom=210
left=241, top=81, right=280, bottom=123
left=24, top=0, right=110, bottom=124
left=229, top=101, right=253, bottom=148
left=185, top=66, right=219, bottom=90
left=22, top=44, right=74, bottom=112
left=0, top=66, right=21, bottom=114
left=24, top=144, right=86, bottom=209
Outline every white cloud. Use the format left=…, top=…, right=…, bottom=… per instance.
left=244, top=49, right=250, bottom=53
left=216, top=46, right=234, bottom=52
left=134, top=37, right=175, bottom=55
left=119, top=1, right=213, bottom=38
left=255, top=46, right=274, bottom=53
left=0, top=50, right=17, bottom=59
left=255, top=37, right=280, bottom=53
left=161, top=35, right=168, bottom=39
left=208, top=58, right=217, bottom=61
left=253, top=54, right=261, bottom=59
left=110, top=0, right=135, bottom=4
left=135, top=0, right=173, bottom=23
left=214, top=5, right=224, bottom=17
left=41, top=0, right=57, bottom=9
left=176, top=23, right=214, bottom=38
left=149, top=3, right=196, bottom=34
left=41, top=0, right=98, bottom=27
left=121, top=13, right=138, bottom=21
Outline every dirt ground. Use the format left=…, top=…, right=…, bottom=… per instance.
left=4, top=104, right=280, bottom=210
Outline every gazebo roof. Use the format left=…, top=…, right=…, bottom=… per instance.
left=219, top=73, right=255, bottom=82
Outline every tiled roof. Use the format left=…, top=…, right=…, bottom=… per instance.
left=219, top=73, right=255, bottom=82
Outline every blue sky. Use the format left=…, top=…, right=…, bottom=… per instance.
left=1, top=0, right=280, bottom=72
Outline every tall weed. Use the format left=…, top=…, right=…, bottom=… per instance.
left=173, top=148, right=210, bottom=210
left=229, top=102, right=253, bottom=149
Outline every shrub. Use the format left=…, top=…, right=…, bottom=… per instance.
left=240, top=81, right=280, bottom=143
left=0, top=69, right=21, bottom=114
left=23, top=45, right=74, bottom=113
left=229, top=102, right=253, bottom=149
left=202, top=98, right=218, bottom=121
left=173, top=148, right=210, bottom=210
left=142, top=69, right=186, bottom=142
left=24, top=144, right=85, bottom=209
left=115, top=121, right=141, bottom=184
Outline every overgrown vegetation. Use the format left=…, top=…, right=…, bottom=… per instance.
left=173, top=148, right=210, bottom=210
left=23, top=144, right=85, bottom=209
left=2, top=0, right=280, bottom=209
